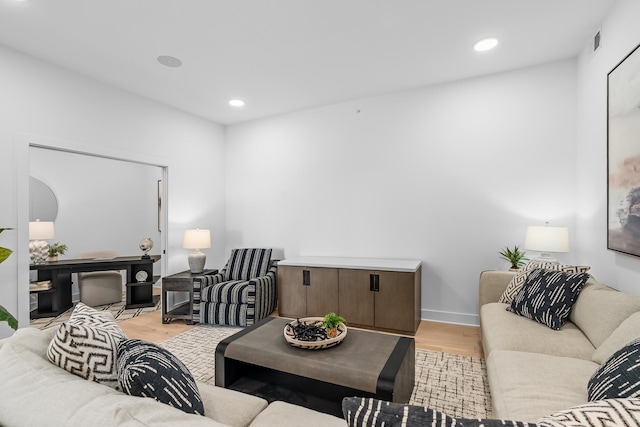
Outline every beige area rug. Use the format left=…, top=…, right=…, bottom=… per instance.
left=30, top=295, right=161, bottom=330
left=160, top=325, right=492, bottom=419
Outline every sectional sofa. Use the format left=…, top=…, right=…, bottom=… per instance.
left=479, top=268, right=640, bottom=422
left=0, top=317, right=347, bottom=427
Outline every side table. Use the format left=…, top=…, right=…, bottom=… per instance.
left=162, top=269, right=218, bottom=324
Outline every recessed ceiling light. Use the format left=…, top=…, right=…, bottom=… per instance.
left=229, top=99, right=245, bottom=107
left=157, top=55, right=182, bottom=68
left=473, top=38, right=498, bottom=52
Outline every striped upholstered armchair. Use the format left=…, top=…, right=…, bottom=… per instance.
left=192, top=248, right=278, bottom=326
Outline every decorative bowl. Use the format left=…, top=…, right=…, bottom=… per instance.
left=284, top=317, right=348, bottom=350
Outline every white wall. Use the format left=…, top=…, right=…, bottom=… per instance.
left=225, top=60, right=579, bottom=325
left=575, top=0, right=640, bottom=293
left=0, top=45, right=226, bottom=338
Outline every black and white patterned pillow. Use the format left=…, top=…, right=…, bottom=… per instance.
left=537, top=398, right=640, bottom=426
left=588, top=338, right=640, bottom=401
left=507, top=269, right=590, bottom=330
left=117, top=339, right=204, bottom=415
left=342, top=397, right=536, bottom=427
left=499, top=262, right=590, bottom=303
left=47, top=302, right=126, bottom=389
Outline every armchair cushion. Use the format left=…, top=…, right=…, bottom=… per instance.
left=201, top=280, right=254, bottom=304
left=223, top=248, right=272, bottom=281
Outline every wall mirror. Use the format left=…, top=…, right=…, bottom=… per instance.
left=29, top=176, right=58, bottom=221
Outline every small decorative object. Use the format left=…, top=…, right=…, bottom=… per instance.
left=498, top=245, right=529, bottom=270
left=182, top=229, right=211, bottom=274
left=284, top=316, right=347, bottom=350
left=47, top=242, right=68, bottom=262
left=29, top=220, right=55, bottom=264
left=321, top=312, right=346, bottom=338
left=139, top=237, right=153, bottom=259
left=135, top=270, right=149, bottom=283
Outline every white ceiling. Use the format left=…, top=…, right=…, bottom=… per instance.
left=0, top=0, right=616, bottom=125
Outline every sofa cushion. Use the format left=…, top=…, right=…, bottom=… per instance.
left=588, top=337, right=640, bottom=401
left=0, top=343, right=225, bottom=427
left=197, top=382, right=267, bottom=427
left=341, top=397, right=536, bottom=427
left=224, top=248, right=271, bottom=281
left=486, top=349, right=598, bottom=422
left=249, top=401, right=347, bottom=427
left=47, top=302, right=126, bottom=389
left=117, top=339, right=205, bottom=415
left=593, top=311, right=640, bottom=364
left=570, top=278, right=640, bottom=348
left=201, top=280, right=254, bottom=304
left=507, top=269, right=590, bottom=330
left=537, top=398, right=640, bottom=427
left=498, top=262, right=590, bottom=304
left=481, top=303, right=595, bottom=359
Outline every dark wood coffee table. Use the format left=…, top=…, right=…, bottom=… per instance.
left=215, top=316, right=415, bottom=417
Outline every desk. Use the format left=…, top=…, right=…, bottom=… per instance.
left=30, top=255, right=161, bottom=319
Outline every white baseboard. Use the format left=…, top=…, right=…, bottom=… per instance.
left=421, top=309, right=479, bottom=327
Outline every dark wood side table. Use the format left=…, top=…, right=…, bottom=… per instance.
left=162, top=269, right=218, bottom=324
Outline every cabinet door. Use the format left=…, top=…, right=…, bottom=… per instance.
left=375, top=270, right=416, bottom=332
left=338, top=269, right=374, bottom=327
left=278, top=266, right=307, bottom=318
left=306, top=267, right=339, bottom=316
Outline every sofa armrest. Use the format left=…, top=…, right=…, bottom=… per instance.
left=192, top=272, right=225, bottom=323
left=479, top=270, right=515, bottom=308
left=250, top=264, right=278, bottom=321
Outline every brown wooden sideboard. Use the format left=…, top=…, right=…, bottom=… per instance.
left=277, top=256, right=422, bottom=335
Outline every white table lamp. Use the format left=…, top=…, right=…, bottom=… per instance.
left=183, top=229, right=211, bottom=274
left=524, top=222, right=569, bottom=263
left=29, top=220, right=55, bottom=264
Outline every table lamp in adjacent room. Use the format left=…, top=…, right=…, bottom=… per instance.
left=29, top=220, right=55, bottom=264
left=183, top=229, right=211, bottom=274
left=524, top=222, right=569, bottom=263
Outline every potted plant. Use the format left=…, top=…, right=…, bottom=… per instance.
left=0, top=227, right=18, bottom=331
left=499, top=245, right=528, bottom=270
left=322, top=312, right=346, bottom=338
left=47, top=242, right=68, bottom=262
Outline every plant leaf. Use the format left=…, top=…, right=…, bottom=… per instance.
left=0, top=304, right=18, bottom=330
left=0, top=247, right=12, bottom=264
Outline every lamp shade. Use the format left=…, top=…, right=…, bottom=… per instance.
left=29, top=221, right=55, bottom=240
left=524, top=225, right=569, bottom=253
left=182, top=229, right=211, bottom=250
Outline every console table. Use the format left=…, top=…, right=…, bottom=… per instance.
left=30, top=255, right=161, bottom=319
left=278, top=256, right=422, bottom=334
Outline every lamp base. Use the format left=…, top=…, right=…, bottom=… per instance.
left=533, top=253, right=560, bottom=264
left=188, top=249, right=206, bottom=274
left=29, top=240, right=49, bottom=264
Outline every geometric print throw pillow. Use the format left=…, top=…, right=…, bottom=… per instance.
left=507, top=269, right=590, bottom=330
left=588, top=338, right=640, bottom=401
left=47, top=302, right=127, bottom=389
left=342, top=397, right=537, bottom=427
left=117, top=339, right=204, bottom=416
left=499, top=262, right=590, bottom=304
left=537, top=398, right=640, bottom=427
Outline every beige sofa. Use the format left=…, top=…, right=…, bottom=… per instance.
left=0, top=326, right=347, bottom=427
left=479, top=270, right=640, bottom=422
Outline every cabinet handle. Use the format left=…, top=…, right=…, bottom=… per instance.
left=370, top=274, right=380, bottom=292
left=303, top=270, right=310, bottom=286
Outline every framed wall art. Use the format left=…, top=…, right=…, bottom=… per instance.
left=608, top=42, right=640, bottom=257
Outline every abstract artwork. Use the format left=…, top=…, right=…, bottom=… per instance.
left=608, top=43, right=640, bottom=257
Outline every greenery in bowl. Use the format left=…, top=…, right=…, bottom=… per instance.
left=322, top=312, right=346, bottom=329
left=0, top=228, right=18, bottom=330
left=48, top=242, right=68, bottom=257
left=499, top=245, right=528, bottom=269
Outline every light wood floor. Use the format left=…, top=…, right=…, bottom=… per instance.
left=119, top=310, right=483, bottom=358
